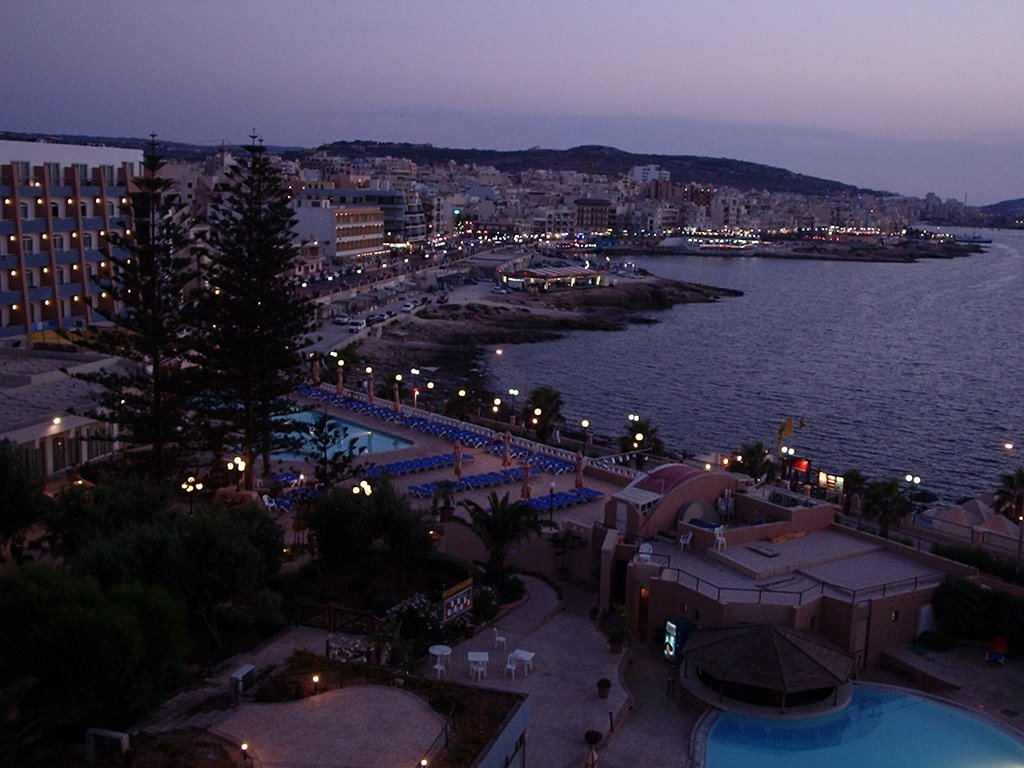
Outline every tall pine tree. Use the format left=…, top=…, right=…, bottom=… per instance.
left=74, top=137, right=196, bottom=481
left=192, top=135, right=313, bottom=488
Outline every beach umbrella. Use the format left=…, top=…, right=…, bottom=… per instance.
left=520, top=460, right=532, bottom=499
left=502, top=431, right=512, bottom=468
left=335, top=364, right=344, bottom=397
left=575, top=449, right=585, bottom=489
left=311, top=358, right=320, bottom=386
left=392, top=381, right=402, bottom=414
left=584, top=748, right=598, bottom=768
left=454, top=440, right=463, bottom=478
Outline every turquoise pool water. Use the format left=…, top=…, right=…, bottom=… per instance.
left=706, top=687, right=1024, bottom=768
left=273, top=410, right=411, bottom=461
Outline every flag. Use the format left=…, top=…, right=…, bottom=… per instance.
left=775, top=416, right=793, bottom=454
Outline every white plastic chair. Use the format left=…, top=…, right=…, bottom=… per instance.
left=713, top=526, right=727, bottom=551
left=678, top=532, right=692, bottom=551
left=433, top=661, right=447, bottom=679
left=262, top=494, right=278, bottom=510
left=493, top=627, right=507, bottom=650
left=503, top=653, right=517, bottom=679
left=470, top=661, right=486, bottom=681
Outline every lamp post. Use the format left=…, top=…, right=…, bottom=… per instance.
left=240, top=743, right=251, bottom=765
left=180, top=475, right=203, bottom=514
left=581, top=418, right=592, bottom=450
left=1016, top=513, right=1023, bottom=581
left=312, top=674, right=320, bottom=694
left=227, top=456, right=246, bottom=492
left=903, top=473, right=922, bottom=512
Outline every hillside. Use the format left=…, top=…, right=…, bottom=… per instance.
left=1, top=131, right=884, bottom=197
left=317, top=140, right=886, bottom=197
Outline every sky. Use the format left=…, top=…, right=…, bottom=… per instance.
left=5, top=0, right=1023, bottom=204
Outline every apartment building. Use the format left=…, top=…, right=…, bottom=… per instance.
left=0, top=140, right=142, bottom=345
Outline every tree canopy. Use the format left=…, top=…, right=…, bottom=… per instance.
left=189, top=136, right=314, bottom=487
left=72, top=140, right=196, bottom=481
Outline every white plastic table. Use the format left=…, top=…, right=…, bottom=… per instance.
left=512, top=649, right=535, bottom=675
left=429, top=644, right=452, bottom=678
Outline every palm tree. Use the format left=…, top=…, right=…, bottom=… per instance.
left=459, top=491, right=547, bottom=579
left=863, top=477, right=912, bottom=539
left=995, top=467, right=1024, bottom=523
left=618, top=417, right=665, bottom=458
left=524, top=386, right=564, bottom=443
left=842, top=467, right=869, bottom=517
left=736, top=441, right=775, bottom=482
left=994, top=467, right=1024, bottom=578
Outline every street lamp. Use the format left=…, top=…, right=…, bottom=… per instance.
left=581, top=418, right=592, bottom=449
left=312, top=674, right=320, bottom=694
left=180, top=475, right=203, bottom=514
left=240, top=743, right=251, bottom=764
left=227, top=456, right=246, bottom=491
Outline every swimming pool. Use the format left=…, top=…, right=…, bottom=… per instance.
left=706, top=687, right=1024, bottom=768
left=272, top=410, right=412, bottom=461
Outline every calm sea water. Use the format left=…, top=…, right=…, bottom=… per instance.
left=489, top=229, right=1024, bottom=503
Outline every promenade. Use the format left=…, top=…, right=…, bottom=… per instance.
left=150, top=575, right=697, bottom=768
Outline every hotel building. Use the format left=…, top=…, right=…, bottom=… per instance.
left=0, top=140, right=142, bottom=346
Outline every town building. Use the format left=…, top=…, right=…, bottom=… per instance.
left=0, top=140, right=142, bottom=346
left=598, top=464, right=973, bottom=668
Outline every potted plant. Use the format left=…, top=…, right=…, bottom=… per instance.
left=597, top=678, right=612, bottom=699
left=605, top=624, right=630, bottom=654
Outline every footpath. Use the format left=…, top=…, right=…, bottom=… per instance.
left=141, top=575, right=699, bottom=767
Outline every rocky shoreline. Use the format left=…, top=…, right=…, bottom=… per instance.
left=602, top=239, right=984, bottom=263
left=353, top=276, right=739, bottom=398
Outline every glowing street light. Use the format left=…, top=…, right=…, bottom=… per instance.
left=227, top=456, right=246, bottom=491
left=180, top=475, right=203, bottom=514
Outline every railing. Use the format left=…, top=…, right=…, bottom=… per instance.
left=652, top=561, right=945, bottom=606
left=655, top=565, right=825, bottom=606
left=419, top=707, right=455, bottom=767
left=294, top=601, right=380, bottom=635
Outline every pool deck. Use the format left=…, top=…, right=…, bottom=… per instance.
left=233, top=391, right=1024, bottom=767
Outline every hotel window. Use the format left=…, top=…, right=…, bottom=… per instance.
left=80, top=201, right=88, bottom=216
left=21, top=236, right=34, bottom=255
left=14, top=161, right=29, bottom=182
left=106, top=202, right=114, bottom=217
left=52, top=234, right=64, bottom=251
left=83, top=233, right=93, bottom=249
left=100, top=165, right=114, bottom=185
left=19, top=202, right=29, bottom=218
left=44, top=163, right=60, bottom=185
left=50, top=202, right=60, bottom=218
left=73, top=163, right=88, bottom=182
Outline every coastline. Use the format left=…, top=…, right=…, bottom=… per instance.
left=601, top=239, right=984, bottom=263
left=353, top=275, right=739, bottom=397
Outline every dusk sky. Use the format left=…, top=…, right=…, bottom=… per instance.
left=6, top=1, right=1023, bottom=204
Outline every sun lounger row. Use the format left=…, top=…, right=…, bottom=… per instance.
left=484, top=445, right=575, bottom=475
left=519, top=487, right=604, bottom=512
left=407, top=467, right=535, bottom=498
left=295, top=385, right=494, bottom=445
left=364, top=452, right=473, bottom=478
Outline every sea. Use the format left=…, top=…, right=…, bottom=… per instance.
left=488, top=228, right=1024, bottom=504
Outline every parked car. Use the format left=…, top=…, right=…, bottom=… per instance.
left=365, top=313, right=385, bottom=326
left=347, top=319, right=367, bottom=333
left=331, top=314, right=351, bottom=325
left=491, top=286, right=510, bottom=294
